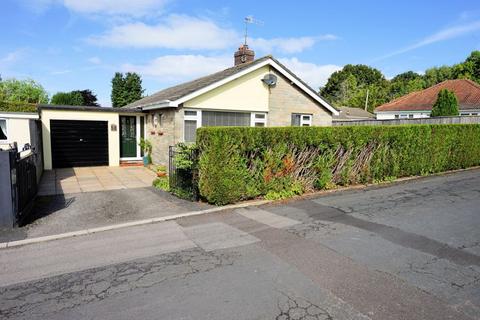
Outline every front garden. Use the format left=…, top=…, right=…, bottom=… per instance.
left=195, top=124, right=480, bottom=205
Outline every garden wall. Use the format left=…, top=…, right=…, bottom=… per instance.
left=197, top=124, right=480, bottom=205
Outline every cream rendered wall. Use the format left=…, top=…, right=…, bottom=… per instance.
left=184, top=66, right=270, bottom=112
left=0, top=117, right=31, bottom=148
left=41, top=109, right=143, bottom=170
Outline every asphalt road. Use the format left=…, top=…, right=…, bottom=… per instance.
left=1, top=169, right=479, bottom=320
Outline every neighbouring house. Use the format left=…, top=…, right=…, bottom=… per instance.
left=124, top=45, right=338, bottom=164
left=0, top=109, right=43, bottom=182
left=375, top=79, right=480, bottom=119
left=332, top=106, right=375, bottom=121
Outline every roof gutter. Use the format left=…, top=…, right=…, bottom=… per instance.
left=141, top=100, right=177, bottom=111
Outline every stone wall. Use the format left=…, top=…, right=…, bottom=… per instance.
left=268, top=69, right=332, bottom=127
left=146, top=108, right=180, bottom=165
left=333, top=116, right=480, bottom=126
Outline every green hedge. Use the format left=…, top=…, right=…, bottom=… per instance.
left=0, top=101, right=38, bottom=113
left=197, top=125, right=480, bottom=205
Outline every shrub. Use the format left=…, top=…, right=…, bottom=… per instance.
left=197, top=125, right=480, bottom=205
left=431, top=89, right=459, bottom=117
left=153, top=177, right=169, bottom=191
left=0, top=101, right=37, bottom=113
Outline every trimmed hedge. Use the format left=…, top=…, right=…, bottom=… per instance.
left=0, top=101, right=38, bottom=113
left=197, top=125, right=480, bottom=205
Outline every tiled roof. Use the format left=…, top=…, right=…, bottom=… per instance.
left=333, top=106, right=375, bottom=120
left=375, top=79, right=480, bottom=112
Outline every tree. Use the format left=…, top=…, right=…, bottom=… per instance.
left=388, top=71, right=426, bottom=99
left=0, top=78, right=49, bottom=103
left=74, top=89, right=99, bottom=106
left=51, top=91, right=84, bottom=106
left=430, top=89, right=459, bottom=117
left=111, top=72, right=144, bottom=107
left=321, top=64, right=388, bottom=110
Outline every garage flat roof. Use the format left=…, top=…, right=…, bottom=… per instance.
left=38, top=104, right=142, bottom=113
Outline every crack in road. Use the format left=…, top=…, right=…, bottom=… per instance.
left=0, top=248, right=236, bottom=319
left=275, top=291, right=333, bottom=320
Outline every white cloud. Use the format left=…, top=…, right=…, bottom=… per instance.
left=280, top=57, right=342, bottom=89
left=375, top=20, right=480, bottom=61
left=23, top=0, right=168, bottom=16
left=122, top=55, right=231, bottom=82
left=0, top=49, right=27, bottom=69
left=250, top=34, right=338, bottom=54
left=87, top=15, right=238, bottom=50
left=88, top=56, right=101, bottom=64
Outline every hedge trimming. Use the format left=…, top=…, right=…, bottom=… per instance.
left=196, top=125, right=480, bottom=205
left=0, top=101, right=38, bottom=113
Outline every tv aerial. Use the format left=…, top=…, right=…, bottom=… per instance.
left=244, top=15, right=264, bottom=46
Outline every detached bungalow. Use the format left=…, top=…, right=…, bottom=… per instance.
left=40, top=45, right=338, bottom=169
left=375, top=79, right=480, bottom=119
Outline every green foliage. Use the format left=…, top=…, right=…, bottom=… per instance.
left=174, top=143, right=198, bottom=170
left=152, top=177, right=169, bottom=192
left=50, top=89, right=99, bottom=107
left=320, top=50, right=480, bottom=113
left=0, top=100, right=37, bottom=113
left=0, top=78, right=49, bottom=104
left=431, top=89, right=459, bottom=117
left=197, top=125, right=480, bottom=205
left=111, top=72, right=144, bottom=107
left=51, top=91, right=84, bottom=106
left=139, top=138, right=152, bottom=163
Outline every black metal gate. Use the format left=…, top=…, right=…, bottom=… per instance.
left=0, top=145, right=38, bottom=227
left=168, top=145, right=199, bottom=201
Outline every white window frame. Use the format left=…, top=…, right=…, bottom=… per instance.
left=300, top=114, right=312, bottom=126
left=0, top=118, right=8, bottom=143
left=251, top=112, right=267, bottom=127
left=399, top=114, right=408, bottom=119
left=119, top=115, right=145, bottom=161
left=183, top=109, right=201, bottom=143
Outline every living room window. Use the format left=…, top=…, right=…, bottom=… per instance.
left=291, top=113, right=312, bottom=126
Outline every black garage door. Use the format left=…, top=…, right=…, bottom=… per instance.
left=50, top=120, right=109, bottom=168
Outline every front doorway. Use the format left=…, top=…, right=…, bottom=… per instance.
left=120, top=116, right=138, bottom=158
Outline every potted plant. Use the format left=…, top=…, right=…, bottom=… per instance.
left=138, top=138, right=152, bottom=166
left=156, top=165, right=167, bottom=177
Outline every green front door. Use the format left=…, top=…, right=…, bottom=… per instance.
left=120, top=116, right=137, bottom=158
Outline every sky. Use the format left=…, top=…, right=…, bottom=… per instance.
left=1, top=0, right=480, bottom=107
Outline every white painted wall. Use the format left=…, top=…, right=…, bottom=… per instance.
left=375, top=111, right=431, bottom=120
left=0, top=112, right=38, bottom=150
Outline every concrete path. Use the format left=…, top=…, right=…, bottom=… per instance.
left=1, top=169, right=479, bottom=320
left=38, top=166, right=156, bottom=195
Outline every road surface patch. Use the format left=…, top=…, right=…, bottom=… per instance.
left=235, top=207, right=300, bottom=229
left=182, top=222, right=259, bottom=252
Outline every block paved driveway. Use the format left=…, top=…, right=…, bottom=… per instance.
left=0, top=169, right=479, bottom=320
left=38, top=166, right=157, bottom=195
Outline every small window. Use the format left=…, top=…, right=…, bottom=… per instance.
left=251, top=113, right=267, bottom=127
left=399, top=114, right=408, bottom=119
left=184, top=110, right=200, bottom=143
left=0, top=119, right=7, bottom=141
left=185, top=110, right=198, bottom=116
left=395, top=115, right=400, bottom=119
left=408, top=114, right=414, bottom=118
left=292, top=113, right=312, bottom=126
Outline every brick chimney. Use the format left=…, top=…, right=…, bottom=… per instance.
left=234, top=44, right=255, bottom=66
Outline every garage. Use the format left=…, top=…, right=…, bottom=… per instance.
left=50, top=120, right=108, bottom=168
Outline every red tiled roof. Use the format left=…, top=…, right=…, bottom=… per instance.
left=375, top=79, right=480, bottom=112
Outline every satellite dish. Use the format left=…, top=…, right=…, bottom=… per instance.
left=262, top=74, right=277, bottom=86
